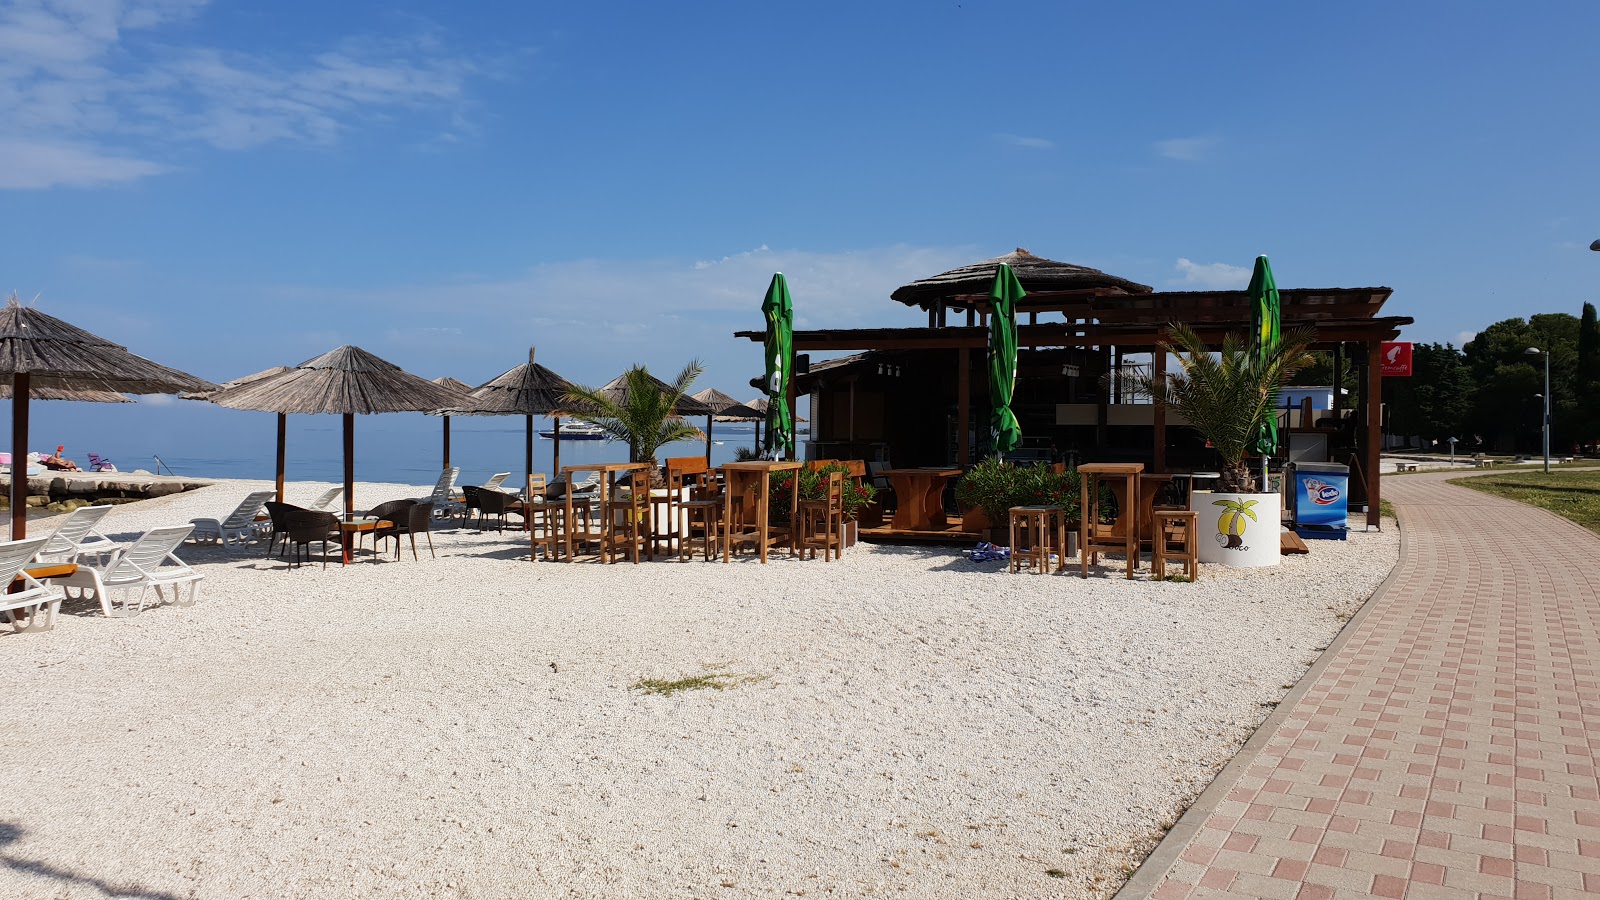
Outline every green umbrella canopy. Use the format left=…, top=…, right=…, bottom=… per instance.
left=761, top=273, right=795, bottom=457
left=988, top=264, right=1024, bottom=454
left=1248, top=255, right=1283, bottom=459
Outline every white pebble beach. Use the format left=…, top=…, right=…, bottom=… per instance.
left=0, top=477, right=1399, bottom=899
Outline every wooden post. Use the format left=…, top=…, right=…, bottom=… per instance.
left=275, top=413, right=287, bottom=503
left=442, top=415, right=451, bottom=470
left=957, top=348, right=971, bottom=466
left=552, top=418, right=562, bottom=477
left=1152, top=350, right=1167, bottom=472
left=1365, top=340, right=1383, bottom=528
left=342, top=413, right=355, bottom=520
left=10, top=373, right=29, bottom=540
left=705, top=415, right=713, bottom=467
left=1332, top=345, right=1344, bottom=417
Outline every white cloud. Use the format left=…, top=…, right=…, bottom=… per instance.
left=1172, top=258, right=1250, bottom=289
left=994, top=133, right=1054, bottom=150
left=0, top=138, right=168, bottom=188
left=0, top=0, right=488, bottom=188
left=1154, top=135, right=1221, bottom=161
left=239, top=244, right=980, bottom=390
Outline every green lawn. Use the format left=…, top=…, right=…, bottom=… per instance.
left=1454, top=466, right=1600, bottom=535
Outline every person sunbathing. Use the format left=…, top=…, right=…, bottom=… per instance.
left=41, top=446, right=80, bottom=471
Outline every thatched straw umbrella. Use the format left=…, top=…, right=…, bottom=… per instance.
left=185, top=366, right=295, bottom=501
left=0, top=296, right=216, bottom=538
left=742, top=397, right=806, bottom=454
left=596, top=372, right=714, bottom=464
left=428, top=377, right=473, bottom=471
left=691, top=387, right=747, bottom=465
left=889, top=247, right=1151, bottom=311
left=206, top=346, right=460, bottom=520
left=0, top=384, right=132, bottom=403
left=441, top=348, right=575, bottom=489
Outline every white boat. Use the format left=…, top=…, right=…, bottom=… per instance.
left=539, top=422, right=608, bottom=441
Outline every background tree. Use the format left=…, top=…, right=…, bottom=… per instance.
left=1462, top=314, right=1580, bottom=452
left=563, top=361, right=704, bottom=483
left=1386, top=343, right=1473, bottom=446
left=1578, top=302, right=1600, bottom=448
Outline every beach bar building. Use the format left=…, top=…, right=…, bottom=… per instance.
left=734, top=249, right=1411, bottom=529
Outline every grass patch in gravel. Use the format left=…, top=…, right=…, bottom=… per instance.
left=631, top=663, right=766, bottom=696
left=1454, top=467, right=1600, bottom=535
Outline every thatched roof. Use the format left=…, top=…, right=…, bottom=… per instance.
left=442, top=348, right=575, bottom=417
left=691, top=387, right=744, bottom=413
left=593, top=372, right=714, bottom=416
left=181, top=365, right=291, bottom=401
left=0, top=384, right=132, bottom=403
left=745, top=397, right=807, bottom=423
left=0, top=295, right=217, bottom=394
left=206, top=345, right=461, bottom=415
left=713, top=402, right=765, bottom=421
left=432, top=376, right=473, bottom=394
left=890, top=248, right=1151, bottom=310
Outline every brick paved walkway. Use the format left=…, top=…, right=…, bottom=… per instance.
left=1123, top=471, right=1600, bottom=899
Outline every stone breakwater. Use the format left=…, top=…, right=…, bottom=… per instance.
left=0, top=469, right=209, bottom=510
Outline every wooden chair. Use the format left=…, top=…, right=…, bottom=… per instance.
left=798, top=471, right=844, bottom=561
left=662, top=457, right=710, bottom=557
left=526, top=476, right=567, bottom=562
left=601, top=469, right=653, bottom=564
left=679, top=479, right=723, bottom=561
left=1152, top=510, right=1200, bottom=581
left=1009, top=505, right=1064, bottom=574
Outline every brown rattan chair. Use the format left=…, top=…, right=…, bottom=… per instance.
left=272, top=504, right=340, bottom=569
left=477, top=488, right=526, bottom=533
left=366, top=499, right=416, bottom=561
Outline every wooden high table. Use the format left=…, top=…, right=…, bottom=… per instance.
left=559, top=462, right=647, bottom=561
left=720, top=460, right=800, bottom=563
left=879, top=468, right=963, bottom=531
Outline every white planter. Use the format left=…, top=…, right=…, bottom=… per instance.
left=1191, top=491, right=1279, bottom=568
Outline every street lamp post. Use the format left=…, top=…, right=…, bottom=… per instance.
left=1525, top=347, right=1550, bottom=473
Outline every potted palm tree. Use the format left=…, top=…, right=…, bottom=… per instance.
left=562, top=361, right=704, bottom=487
left=1137, top=323, right=1314, bottom=567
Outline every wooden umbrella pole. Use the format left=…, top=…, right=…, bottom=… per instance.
left=343, top=413, right=355, bottom=521
left=275, top=413, right=287, bottom=503
left=10, top=372, right=29, bottom=541
left=443, top=415, right=451, bottom=470
left=705, top=415, right=713, bottom=466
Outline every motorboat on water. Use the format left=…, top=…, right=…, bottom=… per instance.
left=538, top=421, right=608, bottom=440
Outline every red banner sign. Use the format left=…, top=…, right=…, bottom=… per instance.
left=1380, top=341, right=1413, bottom=377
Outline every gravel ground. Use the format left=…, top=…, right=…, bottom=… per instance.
left=0, top=478, right=1399, bottom=899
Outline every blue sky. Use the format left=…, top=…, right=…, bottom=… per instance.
left=5, top=1, right=1600, bottom=469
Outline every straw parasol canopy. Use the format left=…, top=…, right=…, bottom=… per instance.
left=441, top=347, right=577, bottom=487
left=597, top=372, right=713, bottom=416
left=0, top=294, right=217, bottom=538
left=889, top=248, right=1152, bottom=311
left=0, top=384, right=131, bottom=403
left=690, top=387, right=742, bottom=413
left=207, top=345, right=461, bottom=519
left=427, top=377, right=474, bottom=471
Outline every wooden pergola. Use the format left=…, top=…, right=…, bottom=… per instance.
left=735, top=251, right=1411, bottom=528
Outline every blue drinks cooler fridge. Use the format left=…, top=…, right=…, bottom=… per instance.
left=1292, top=462, right=1349, bottom=540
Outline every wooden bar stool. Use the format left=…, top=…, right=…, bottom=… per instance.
left=1079, top=463, right=1143, bottom=579
left=799, top=471, right=844, bottom=561
left=1008, top=505, right=1062, bottom=574
left=1151, top=510, right=1200, bottom=581
left=601, top=470, right=653, bottom=564
left=679, top=481, right=723, bottom=561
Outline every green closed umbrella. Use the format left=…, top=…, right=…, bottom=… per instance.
left=1248, top=255, right=1282, bottom=490
left=988, top=263, right=1024, bottom=454
left=761, top=273, right=795, bottom=458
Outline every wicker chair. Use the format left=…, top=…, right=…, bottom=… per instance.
left=460, top=485, right=484, bottom=524
left=376, top=500, right=434, bottom=560
left=366, top=499, right=417, bottom=561
left=477, top=488, right=526, bottom=533
left=276, top=505, right=340, bottom=569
